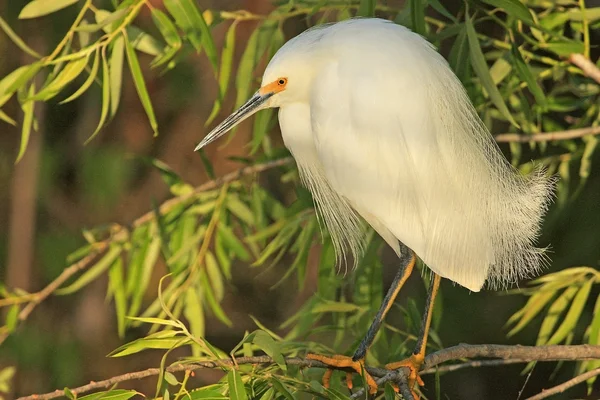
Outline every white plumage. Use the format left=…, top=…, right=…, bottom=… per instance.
left=198, top=18, right=554, bottom=292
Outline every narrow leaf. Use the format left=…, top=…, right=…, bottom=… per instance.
left=19, top=0, right=78, bottom=19
left=57, top=246, right=122, bottom=295
left=108, top=256, right=127, bottom=337
left=465, top=11, right=518, bottom=127
left=227, top=369, right=248, bottom=400
left=109, top=36, right=125, bottom=118
left=547, top=280, right=593, bottom=345
left=85, top=51, right=110, bottom=143
left=17, top=84, right=35, bottom=162
left=511, top=44, right=547, bottom=108
left=125, top=34, right=158, bottom=136
left=32, top=55, right=89, bottom=101
left=60, top=49, right=100, bottom=104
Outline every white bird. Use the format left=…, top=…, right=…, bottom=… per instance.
left=195, top=18, right=553, bottom=397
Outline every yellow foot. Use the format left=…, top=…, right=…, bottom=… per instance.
left=306, top=353, right=378, bottom=394
left=385, top=353, right=425, bottom=399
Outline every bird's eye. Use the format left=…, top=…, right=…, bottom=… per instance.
left=277, top=78, right=287, bottom=86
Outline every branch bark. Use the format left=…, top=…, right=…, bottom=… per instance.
left=569, top=54, right=600, bottom=85
left=494, top=126, right=600, bottom=143
left=18, top=344, right=600, bottom=400
left=525, top=367, right=600, bottom=400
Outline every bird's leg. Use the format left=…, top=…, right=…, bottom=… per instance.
left=307, top=244, right=416, bottom=394
left=385, top=272, right=442, bottom=399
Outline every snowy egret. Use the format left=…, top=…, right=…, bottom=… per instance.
left=195, top=18, right=553, bottom=397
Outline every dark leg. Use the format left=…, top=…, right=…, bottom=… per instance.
left=352, top=243, right=416, bottom=361
left=307, top=243, right=416, bottom=394
left=386, top=272, right=442, bottom=398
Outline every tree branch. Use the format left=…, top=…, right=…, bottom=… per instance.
left=494, top=126, right=600, bottom=143
left=526, top=367, right=600, bottom=400
left=19, top=344, right=600, bottom=400
left=569, top=54, right=600, bottom=85
left=0, top=157, right=293, bottom=346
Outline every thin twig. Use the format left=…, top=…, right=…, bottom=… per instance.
left=494, top=126, right=600, bottom=143
left=569, top=54, right=600, bottom=85
left=526, top=367, right=600, bottom=400
left=19, top=344, right=600, bottom=400
left=420, top=358, right=526, bottom=374
left=0, top=158, right=293, bottom=347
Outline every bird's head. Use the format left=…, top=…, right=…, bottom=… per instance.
left=194, top=33, right=319, bottom=151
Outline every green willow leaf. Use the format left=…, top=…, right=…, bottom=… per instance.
left=252, top=331, right=286, bottom=371
left=108, top=256, right=127, bottom=337
left=465, top=11, right=518, bottom=127
left=78, top=390, right=139, bottom=400
left=77, top=9, right=128, bottom=33
left=85, top=51, right=110, bottom=144
left=6, top=63, right=42, bottom=98
left=0, top=66, right=29, bottom=107
left=270, top=379, right=294, bottom=400
left=0, top=15, right=41, bottom=58
left=57, top=246, right=122, bottom=295
left=32, top=55, right=89, bottom=101
left=206, top=21, right=237, bottom=125
left=109, top=36, right=125, bottom=118
left=227, top=369, right=248, bottom=400
left=480, top=0, right=534, bottom=25
left=164, top=0, right=217, bottom=72
left=151, top=9, right=182, bottom=48
left=60, top=49, right=100, bottom=104
left=109, top=336, right=189, bottom=357
left=547, top=280, right=593, bottom=345
left=16, top=84, right=35, bottom=162
left=537, top=286, right=578, bottom=345
left=126, top=316, right=182, bottom=328
left=200, top=271, right=231, bottom=326
left=507, top=290, right=556, bottom=337
left=184, top=286, right=205, bottom=354
left=235, top=27, right=260, bottom=108
left=19, top=0, right=78, bottom=19
left=124, top=33, right=158, bottom=136
left=0, top=109, right=16, bottom=125
left=543, top=40, right=586, bottom=57
left=511, top=44, right=547, bottom=108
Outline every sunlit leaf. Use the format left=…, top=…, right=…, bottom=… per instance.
left=0, top=109, right=16, bottom=126
left=0, top=66, right=29, bottom=107
left=0, top=15, right=41, bottom=58
left=60, top=49, right=100, bottom=104
left=85, top=51, right=110, bottom=144
left=32, top=55, right=89, bottom=101
left=511, top=44, right=547, bottom=108
left=109, top=36, right=125, bottom=118
left=17, top=84, right=35, bottom=162
left=109, top=336, right=189, bottom=357
left=151, top=8, right=182, bottom=48
left=78, top=389, right=139, bottom=400
left=19, top=0, right=78, bottom=19
left=547, top=280, right=592, bottom=345
left=164, top=0, right=217, bottom=72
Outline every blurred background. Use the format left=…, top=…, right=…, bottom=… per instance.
left=0, top=0, right=600, bottom=398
